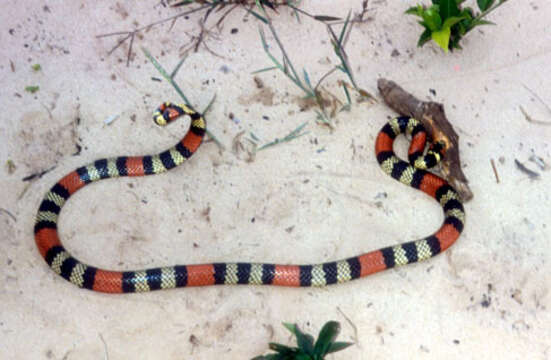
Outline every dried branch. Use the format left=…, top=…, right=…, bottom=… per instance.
left=96, top=5, right=211, bottom=66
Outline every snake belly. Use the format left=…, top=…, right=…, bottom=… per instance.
left=34, top=107, right=465, bottom=293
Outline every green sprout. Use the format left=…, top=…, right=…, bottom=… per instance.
left=253, top=321, right=353, bottom=360
left=406, top=0, right=510, bottom=52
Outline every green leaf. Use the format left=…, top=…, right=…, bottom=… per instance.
left=456, top=9, right=474, bottom=33
left=477, top=0, right=495, bottom=11
left=282, top=323, right=314, bottom=354
left=458, top=8, right=474, bottom=20
left=297, top=332, right=315, bottom=354
left=422, top=7, right=442, bottom=31
left=431, top=26, right=451, bottom=52
left=442, top=15, right=467, bottom=29
left=313, top=321, right=340, bottom=355
left=456, top=21, right=467, bottom=35
left=417, top=28, right=433, bottom=47
left=326, top=341, right=354, bottom=354
left=439, top=0, right=460, bottom=20
left=471, top=19, right=496, bottom=26
left=268, top=342, right=297, bottom=354
left=283, top=322, right=298, bottom=335
left=251, top=355, right=283, bottom=360
left=432, top=14, right=467, bottom=52
left=405, top=5, right=423, bottom=16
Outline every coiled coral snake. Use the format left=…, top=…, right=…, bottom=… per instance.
left=34, top=103, right=465, bottom=293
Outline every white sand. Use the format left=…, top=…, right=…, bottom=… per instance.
left=1, top=1, right=550, bottom=359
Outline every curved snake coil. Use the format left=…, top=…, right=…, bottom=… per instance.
left=34, top=103, right=465, bottom=293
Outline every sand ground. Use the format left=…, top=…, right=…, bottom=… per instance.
left=1, top=1, right=550, bottom=359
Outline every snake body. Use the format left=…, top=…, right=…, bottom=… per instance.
left=34, top=103, right=464, bottom=293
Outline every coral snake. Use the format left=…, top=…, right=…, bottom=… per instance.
left=34, top=102, right=465, bottom=293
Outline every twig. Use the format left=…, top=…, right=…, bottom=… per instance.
left=490, top=158, right=499, bottom=184
left=126, top=33, right=135, bottom=67
left=337, top=306, right=359, bottom=348
left=232, top=130, right=247, bottom=154
left=519, top=105, right=551, bottom=126
left=105, top=33, right=132, bottom=56
left=99, top=334, right=109, bottom=360
left=529, top=154, right=547, bottom=171
left=22, top=165, right=56, bottom=182
left=0, top=208, right=17, bottom=222
left=514, top=159, right=540, bottom=179
left=96, top=5, right=211, bottom=66
left=314, top=68, right=338, bottom=92
left=358, top=0, right=369, bottom=21
left=194, top=19, right=206, bottom=53
left=522, top=83, right=551, bottom=114
left=99, top=5, right=210, bottom=37
left=215, top=4, right=241, bottom=27
left=177, top=17, right=224, bottom=58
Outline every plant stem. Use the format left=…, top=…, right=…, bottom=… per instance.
left=465, top=0, right=509, bottom=36
left=255, top=121, right=309, bottom=151
left=479, top=0, right=509, bottom=19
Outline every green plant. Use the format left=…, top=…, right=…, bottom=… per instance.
left=252, top=321, right=353, bottom=360
left=406, top=0, right=509, bottom=52
left=253, top=2, right=373, bottom=128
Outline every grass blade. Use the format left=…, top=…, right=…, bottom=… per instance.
left=142, top=47, right=191, bottom=105
left=142, top=47, right=225, bottom=150
left=252, top=66, right=278, bottom=74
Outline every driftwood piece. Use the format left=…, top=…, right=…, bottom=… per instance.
left=378, top=78, right=473, bottom=201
